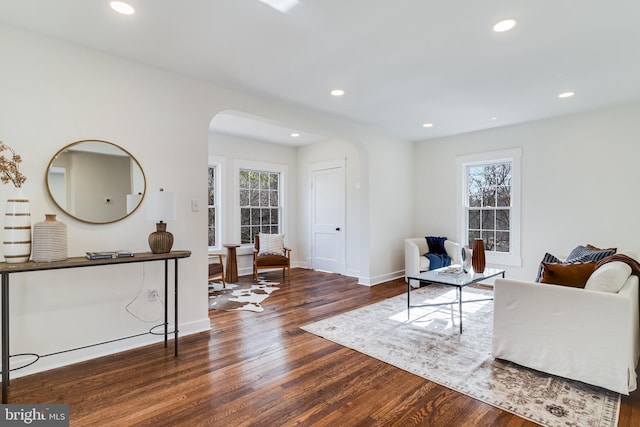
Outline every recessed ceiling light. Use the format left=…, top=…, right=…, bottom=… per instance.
left=491, top=117, right=498, bottom=121
left=493, top=19, right=516, bottom=32
left=330, top=89, right=345, bottom=97
left=558, top=91, right=575, bottom=98
left=290, top=133, right=300, bottom=137
left=422, top=123, right=433, bottom=128
left=257, top=0, right=299, bottom=13
left=110, top=1, right=135, bottom=15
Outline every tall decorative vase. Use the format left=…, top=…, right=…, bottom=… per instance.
left=3, top=187, right=31, bottom=263
left=32, top=214, right=68, bottom=262
left=471, top=238, right=486, bottom=273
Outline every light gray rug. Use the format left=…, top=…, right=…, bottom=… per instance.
left=301, top=284, right=620, bottom=427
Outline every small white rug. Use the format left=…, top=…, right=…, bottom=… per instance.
left=208, top=280, right=280, bottom=312
left=301, top=284, right=620, bottom=427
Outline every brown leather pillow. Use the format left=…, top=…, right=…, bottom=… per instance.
left=540, top=261, right=597, bottom=288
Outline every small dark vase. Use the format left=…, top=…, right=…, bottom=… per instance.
left=471, top=238, right=486, bottom=273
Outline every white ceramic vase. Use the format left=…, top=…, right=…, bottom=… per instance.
left=3, top=187, right=31, bottom=263
left=32, top=214, right=68, bottom=262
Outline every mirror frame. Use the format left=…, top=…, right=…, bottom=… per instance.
left=45, top=139, right=146, bottom=224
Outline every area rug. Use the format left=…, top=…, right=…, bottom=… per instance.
left=301, top=284, right=620, bottom=427
left=208, top=280, right=280, bottom=312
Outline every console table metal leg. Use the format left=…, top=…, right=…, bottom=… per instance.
left=2, top=272, right=9, bottom=404
left=164, top=259, right=168, bottom=349
left=174, top=259, right=179, bottom=357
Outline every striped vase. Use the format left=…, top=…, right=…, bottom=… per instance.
left=3, top=187, right=31, bottom=263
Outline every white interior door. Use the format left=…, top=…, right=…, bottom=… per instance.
left=310, top=160, right=346, bottom=274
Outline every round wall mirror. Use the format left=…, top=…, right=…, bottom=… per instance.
left=46, top=140, right=146, bottom=224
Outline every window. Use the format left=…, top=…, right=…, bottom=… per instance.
left=207, top=165, right=219, bottom=248
left=466, top=162, right=511, bottom=252
left=457, top=148, right=521, bottom=266
left=239, top=168, right=281, bottom=244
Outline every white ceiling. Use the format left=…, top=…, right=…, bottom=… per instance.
left=1, top=0, right=639, bottom=144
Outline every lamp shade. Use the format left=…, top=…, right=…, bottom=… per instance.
left=146, top=189, right=177, bottom=222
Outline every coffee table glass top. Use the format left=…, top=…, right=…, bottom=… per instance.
left=407, top=266, right=505, bottom=286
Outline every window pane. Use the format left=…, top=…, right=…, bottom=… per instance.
left=270, top=190, right=278, bottom=207
left=239, top=189, right=250, bottom=206
left=249, top=171, right=259, bottom=189
left=496, top=209, right=510, bottom=231
left=251, top=209, right=260, bottom=226
left=271, top=209, right=279, bottom=226
left=239, top=170, right=250, bottom=188
left=497, top=185, right=511, bottom=207
left=250, top=189, right=260, bottom=206
left=481, top=232, right=494, bottom=251
left=468, top=210, right=480, bottom=229
left=260, top=190, right=269, bottom=207
left=495, top=231, right=510, bottom=252
left=208, top=226, right=215, bottom=247
left=484, top=188, right=496, bottom=207
left=241, top=208, right=250, bottom=226
left=241, top=226, right=251, bottom=244
left=261, top=208, right=270, bottom=225
left=468, top=230, right=480, bottom=246
left=481, top=209, right=494, bottom=230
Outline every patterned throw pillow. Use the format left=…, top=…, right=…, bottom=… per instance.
left=259, top=233, right=285, bottom=256
left=566, top=245, right=616, bottom=263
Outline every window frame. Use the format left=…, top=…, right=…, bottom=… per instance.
left=456, top=148, right=522, bottom=267
left=233, top=160, right=287, bottom=248
left=207, top=156, right=224, bottom=252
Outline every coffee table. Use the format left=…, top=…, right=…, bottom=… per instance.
left=406, top=267, right=505, bottom=333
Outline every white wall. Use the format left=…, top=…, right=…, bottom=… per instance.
left=0, top=23, right=413, bottom=377
left=414, top=103, right=640, bottom=281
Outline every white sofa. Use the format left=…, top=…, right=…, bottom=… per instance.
left=405, top=238, right=461, bottom=287
left=492, top=262, right=640, bottom=394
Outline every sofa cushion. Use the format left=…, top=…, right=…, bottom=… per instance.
left=566, top=245, right=616, bottom=263
left=540, top=261, right=597, bottom=288
left=585, top=261, right=632, bottom=293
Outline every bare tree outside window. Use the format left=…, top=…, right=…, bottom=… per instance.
left=467, top=162, right=511, bottom=252
left=239, top=169, right=280, bottom=244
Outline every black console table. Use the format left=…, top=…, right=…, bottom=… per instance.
left=0, top=250, right=191, bottom=403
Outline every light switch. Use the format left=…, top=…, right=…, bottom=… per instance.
left=191, top=199, right=200, bottom=212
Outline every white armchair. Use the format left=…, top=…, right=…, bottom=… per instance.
left=405, top=237, right=461, bottom=287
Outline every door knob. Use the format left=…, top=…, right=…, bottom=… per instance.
left=336, top=227, right=341, bottom=231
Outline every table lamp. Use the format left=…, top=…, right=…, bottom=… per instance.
left=146, top=188, right=177, bottom=254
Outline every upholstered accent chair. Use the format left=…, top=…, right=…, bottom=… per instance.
left=253, top=233, right=291, bottom=281
left=208, top=253, right=225, bottom=288
left=405, top=237, right=461, bottom=287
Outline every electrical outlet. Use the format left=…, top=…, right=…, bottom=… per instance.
left=148, top=288, right=159, bottom=302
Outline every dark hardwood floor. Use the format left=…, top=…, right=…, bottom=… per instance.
left=9, top=268, right=640, bottom=426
